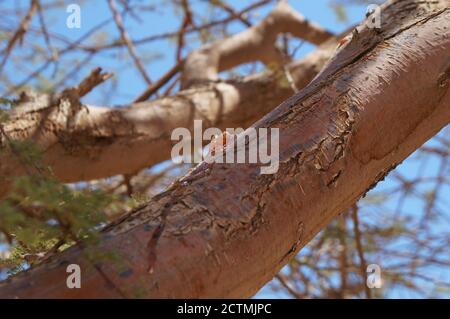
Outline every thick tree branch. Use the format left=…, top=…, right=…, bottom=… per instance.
left=0, top=0, right=448, bottom=298
left=181, top=0, right=333, bottom=88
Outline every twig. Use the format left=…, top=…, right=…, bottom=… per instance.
left=162, top=75, right=180, bottom=96
left=0, top=0, right=39, bottom=77
left=0, top=124, right=35, bottom=176
left=181, top=1, right=333, bottom=88
left=351, top=204, right=372, bottom=299
left=134, top=60, right=183, bottom=102
left=40, top=238, right=66, bottom=262
left=76, top=67, right=113, bottom=97
left=50, top=52, right=94, bottom=92
left=3, top=16, right=114, bottom=98
left=211, top=1, right=252, bottom=27
left=338, top=216, right=348, bottom=298
left=275, top=274, right=303, bottom=298
left=123, top=174, right=134, bottom=197
left=80, top=0, right=272, bottom=52
left=107, top=0, right=153, bottom=86
left=176, top=0, right=194, bottom=63
left=36, top=0, right=56, bottom=61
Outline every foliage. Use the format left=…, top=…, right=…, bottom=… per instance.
left=0, top=108, right=115, bottom=274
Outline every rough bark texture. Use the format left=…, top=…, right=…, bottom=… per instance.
left=0, top=2, right=335, bottom=196
left=0, top=0, right=449, bottom=298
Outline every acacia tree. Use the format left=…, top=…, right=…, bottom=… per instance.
left=0, top=0, right=449, bottom=298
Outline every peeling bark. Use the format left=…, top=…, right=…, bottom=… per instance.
left=0, top=0, right=449, bottom=298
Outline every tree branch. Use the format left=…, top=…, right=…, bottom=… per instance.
left=181, top=0, right=333, bottom=88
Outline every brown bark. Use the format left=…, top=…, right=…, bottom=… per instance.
left=0, top=0, right=449, bottom=298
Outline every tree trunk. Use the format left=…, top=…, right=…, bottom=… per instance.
left=0, top=0, right=448, bottom=298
